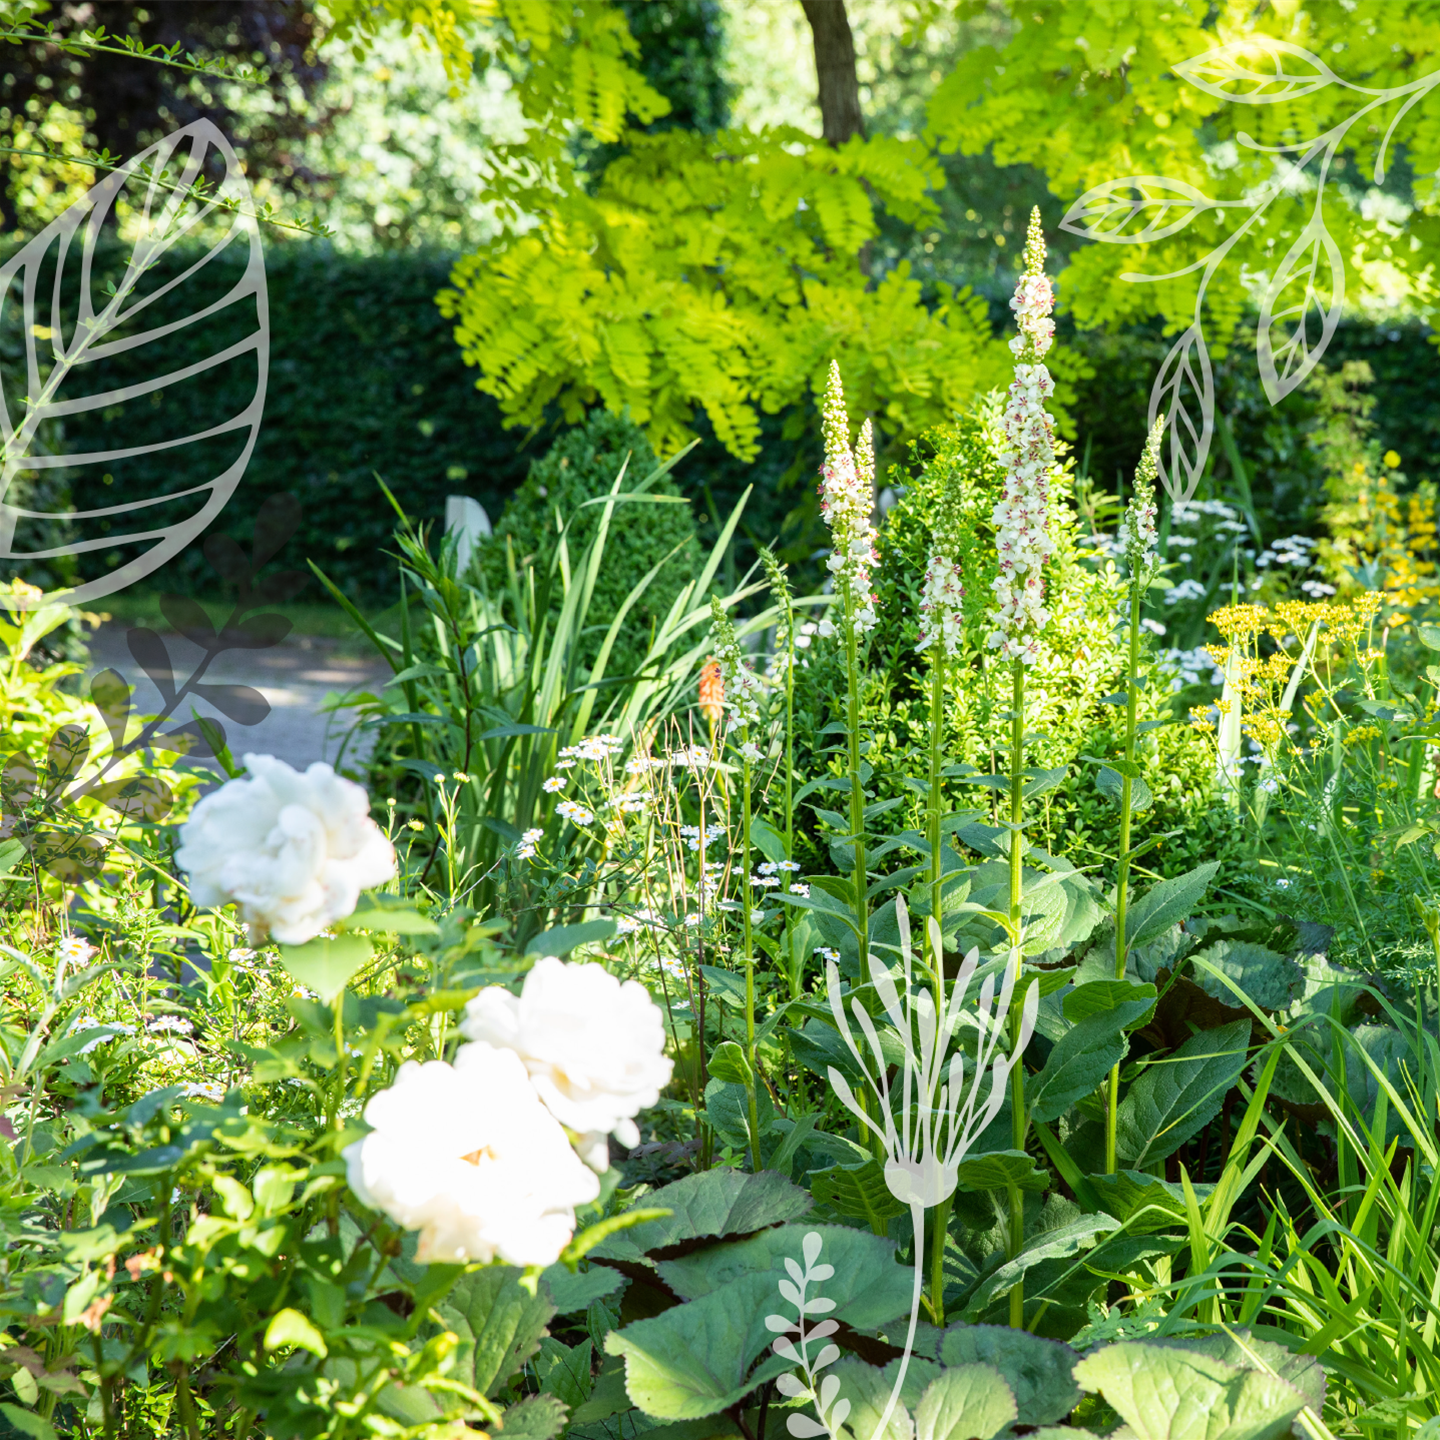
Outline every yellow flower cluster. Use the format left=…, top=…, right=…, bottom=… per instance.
left=1319, top=453, right=1439, bottom=609
left=1343, top=723, right=1382, bottom=747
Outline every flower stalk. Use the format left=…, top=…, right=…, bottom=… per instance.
left=1107, top=416, right=1164, bottom=1174
left=709, top=597, right=765, bottom=1168
left=987, top=207, right=1057, bottom=1328
left=818, top=363, right=879, bottom=972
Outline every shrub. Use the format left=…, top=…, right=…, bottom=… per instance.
left=479, top=410, right=700, bottom=681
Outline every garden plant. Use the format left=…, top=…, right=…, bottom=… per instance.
left=3, top=5, right=1440, bottom=1440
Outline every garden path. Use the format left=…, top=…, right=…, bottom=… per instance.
left=84, top=623, right=392, bottom=778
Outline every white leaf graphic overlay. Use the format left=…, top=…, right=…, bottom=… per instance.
left=1256, top=208, right=1344, bottom=405
left=1060, top=176, right=1219, bottom=245
left=1148, top=324, right=1213, bottom=504
left=1174, top=39, right=1339, bottom=105
left=0, top=119, right=268, bottom=606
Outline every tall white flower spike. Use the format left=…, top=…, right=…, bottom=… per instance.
left=817, top=363, right=879, bottom=640
left=987, top=209, right=1058, bottom=667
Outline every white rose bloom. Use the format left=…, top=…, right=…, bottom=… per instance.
left=461, top=957, right=672, bottom=1169
left=344, top=1043, right=599, bottom=1266
left=176, top=755, right=396, bottom=945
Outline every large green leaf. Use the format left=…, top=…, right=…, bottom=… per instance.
left=603, top=1271, right=792, bottom=1418
left=811, top=1160, right=906, bottom=1229
left=915, top=1364, right=1018, bottom=1440
left=1089, top=1170, right=1214, bottom=1234
left=1189, top=941, right=1303, bottom=1012
left=592, top=1169, right=811, bottom=1263
left=954, top=1150, right=1049, bottom=1193
left=1124, top=863, right=1218, bottom=948
left=833, top=1357, right=942, bottom=1440
left=494, top=1395, right=569, bottom=1440
left=966, top=1214, right=1120, bottom=1315
left=1115, top=1020, right=1252, bottom=1169
left=437, top=1265, right=556, bottom=1397
left=1146, top=1334, right=1324, bottom=1413
left=1073, top=1342, right=1306, bottom=1440
left=1029, top=1002, right=1151, bottom=1124
left=1063, top=980, right=1157, bottom=1027
left=541, top=1263, right=626, bottom=1315
left=658, top=1224, right=913, bottom=1329
left=277, top=934, right=372, bottom=1002
left=938, top=1325, right=1081, bottom=1426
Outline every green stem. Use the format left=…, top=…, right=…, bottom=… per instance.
left=928, top=1193, right=953, bottom=1326
left=1007, top=657, right=1027, bottom=1329
left=928, top=653, right=945, bottom=943
left=845, top=597, right=868, bottom=975
left=741, top=740, right=762, bottom=1171
left=1108, top=580, right=1142, bottom=1175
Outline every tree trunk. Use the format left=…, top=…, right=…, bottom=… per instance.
left=799, top=0, right=864, bottom=146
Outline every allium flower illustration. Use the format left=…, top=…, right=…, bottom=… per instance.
left=987, top=209, right=1058, bottom=667
left=823, top=901, right=1037, bottom=1209
left=816, top=899, right=1037, bottom=1439
left=817, top=362, right=879, bottom=639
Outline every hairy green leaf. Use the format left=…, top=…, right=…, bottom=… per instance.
left=938, top=1325, right=1081, bottom=1426
left=915, top=1363, right=1018, bottom=1440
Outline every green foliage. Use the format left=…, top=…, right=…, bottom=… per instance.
left=929, top=1, right=1440, bottom=337
left=480, top=410, right=699, bottom=680
left=785, top=402, right=1226, bottom=881
left=439, top=125, right=1010, bottom=461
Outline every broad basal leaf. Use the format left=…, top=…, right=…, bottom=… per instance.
left=1189, top=940, right=1303, bottom=1012
left=1030, top=1001, right=1152, bottom=1124
left=915, top=1363, right=1017, bottom=1440
left=966, top=1215, right=1120, bottom=1315
left=1114, top=1020, right=1252, bottom=1169
left=1073, top=1341, right=1306, bottom=1440
left=1090, top=1170, right=1214, bottom=1235
left=811, top=1160, right=906, bottom=1229
left=438, top=1265, right=556, bottom=1397
left=938, top=1324, right=1081, bottom=1426
left=592, top=1169, right=811, bottom=1262
left=1125, top=862, right=1219, bottom=949
left=954, top=1150, right=1049, bottom=1194
left=604, top=1271, right=791, bottom=1419
left=657, top=1223, right=912, bottom=1330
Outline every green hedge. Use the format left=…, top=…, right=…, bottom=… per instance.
left=50, top=241, right=1434, bottom=603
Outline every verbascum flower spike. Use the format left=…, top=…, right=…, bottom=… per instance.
left=1120, top=416, right=1165, bottom=581
left=708, top=596, right=763, bottom=729
left=817, top=362, right=879, bottom=639
left=987, top=207, right=1058, bottom=667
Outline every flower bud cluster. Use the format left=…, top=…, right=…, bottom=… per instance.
left=1120, top=416, right=1165, bottom=580
left=817, top=362, right=878, bottom=638
left=988, top=209, right=1058, bottom=667
left=708, top=596, right=763, bottom=729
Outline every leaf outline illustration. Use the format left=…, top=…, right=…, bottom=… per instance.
left=1256, top=207, right=1345, bottom=405
left=1174, top=38, right=1339, bottom=105
left=1148, top=324, right=1214, bottom=504
left=1060, top=176, right=1218, bottom=245
left=0, top=117, right=269, bottom=607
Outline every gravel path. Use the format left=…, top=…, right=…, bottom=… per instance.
left=84, top=623, right=393, bottom=778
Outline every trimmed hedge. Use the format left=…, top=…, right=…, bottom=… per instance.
left=51, top=241, right=1434, bottom=603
